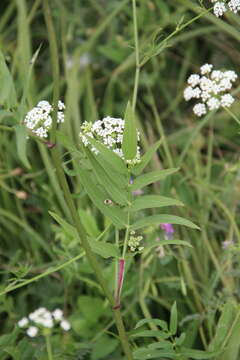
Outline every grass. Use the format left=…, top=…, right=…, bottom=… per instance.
left=0, top=0, right=240, bottom=359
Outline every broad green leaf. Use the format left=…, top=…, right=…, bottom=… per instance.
left=84, top=135, right=127, bottom=174
left=78, top=167, right=127, bottom=229
left=131, top=214, right=200, bottom=231
left=180, top=348, right=221, bottom=359
left=131, top=330, right=170, bottom=339
left=97, top=154, right=127, bottom=189
left=14, top=125, right=31, bottom=169
left=130, top=168, right=179, bottom=190
left=88, top=238, right=119, bottom=258
left=79, top=209, right=100, bottom=238
left=77, top=296, right=104, bottom=323
left=0, top=51, right=17, bottom=108
left=130, top=195, right=183, bottom=212
left=132, top=138, right=163, bottom=176
left=133, top=348, right=176, bottom=359
left=0, top=328, right=18, bottom=349
left=209, top=301, right=234, bottom=352
left=122, top=101, right=137, bottom=160
left=84, top=147, right=128, bottom=205
left=135, top=318, right=168, bottom=331
left=56, top=130, right=78, bottom=152
left=91, top=334, right=118, bottom=360
left=49, top=211, right=78, bottom=238
left=170, top=301, right=177, bottom=335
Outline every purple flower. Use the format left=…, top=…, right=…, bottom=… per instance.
left=160, top=223, right=174, bottom=240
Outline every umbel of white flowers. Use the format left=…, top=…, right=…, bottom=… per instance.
left=79, top=116, right=141, bottom=165
left=211, top=0, right=240, bottom=17
left=184, top=63, right=238, bottom=116
left=18, top=307, right=71, bottom=337
left=24, top=100, right=65, bottom=138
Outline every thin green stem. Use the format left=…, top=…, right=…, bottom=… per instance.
left=132, top=0, right=140, bottom=111
left=42, top=2, right=133, bottom=359
left=45, top=335, right=53, bottom=360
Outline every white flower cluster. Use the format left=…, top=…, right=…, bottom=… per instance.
left=211, top=0, right=240, bottom=17
left=18, top=307, right=71, bottom=337
left=184, top=64, right=237, bottom=116
left=24, top=100, right=65, bottom=138
left=79, top=116, right=141, bottom=165
left=128, top=231, right=144, bottom=252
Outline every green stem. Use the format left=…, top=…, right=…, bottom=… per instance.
left=132, top=0, right=140, bottom=111
left=42, top=2, right=133, bottom=359
left=45, top=335, right=53, bottom=360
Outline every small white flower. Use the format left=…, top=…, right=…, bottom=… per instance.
left=27, top=326, right=38, bottom=338
left=207, top=97, right=221, bottom=110
left=18, top=317, right=29, bottom=328
left=60, top=320, right=71, bottom=331
left=24, top=100, right=65, bottom=139
left=184, top=65, right=237, bottom=116
left=193, top=103, right=207, bottom=117
left=184, top=86, right=195, bottom=101
left=228, top=0, right=240, bottom=13
left=200, top=63, right=213, bottom=75
left=221, top=94, right=235, bottom=107
left=52, top=309, right=64, bottom=321
left=187, top=74, right=200, bottom=87
left=213, top=2, right=227, bottom=17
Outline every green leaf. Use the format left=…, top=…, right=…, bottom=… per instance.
left=56, top=130, right=78, bottom=152
left=179, top=348, right=221, bottom=359
left=97, top=154, right=127, bottom=189
left=130, top=195, right=183, bottom=212
left=84, top=135, right=127, bottom=174
left=131, top=214, right=200, bottom=231
left=131, top=330, right=170, bottom=339
left=77, top=296, right=105, bottom=323
left=14, top=125, right=31, bottom=169
left=209, top=301, right=235, bottom=352
left=78, top=167, right=127, bottom=229
left=130, top=168, right=179, bottom=190
left=135, top=318, right=168, bottom=331
left=145, top=239, right=192, bottom=250
left=0, top=51, right=17, bottom=108
left=132, top=138, right=163, bottom=176
left=88, top=238, right=119, bottom=258
left=149, top=341, right=173, bottom=350
left=122, top=101, right=137, bottom=160
left=49, top=211, right=78, bottom=238
left=133, top=348, right=176, bottom=359
left=79, top=209, right=100, bottom=238
left=170, top=301, right=177, bottom=335
left=84, top=147, right=128, bottom=205
left=91, top=335, right=118, bottom=360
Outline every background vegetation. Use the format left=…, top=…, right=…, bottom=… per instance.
left=0, top=0, right=240, bottom=359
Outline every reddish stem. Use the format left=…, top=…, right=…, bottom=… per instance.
left=114, top=259, right=125, bottom=309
